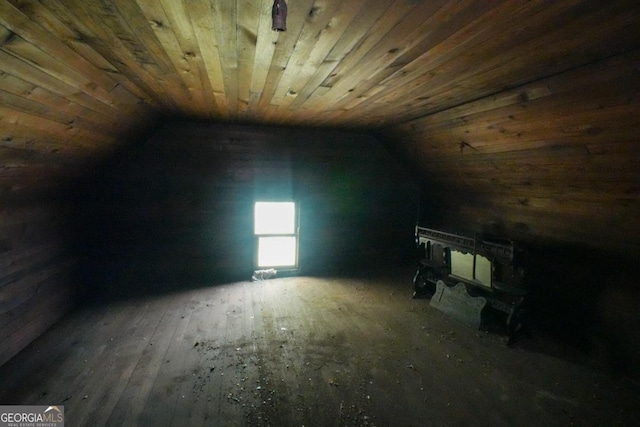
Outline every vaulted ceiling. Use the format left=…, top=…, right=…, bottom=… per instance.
left=1, top=0, right=639, bottom=198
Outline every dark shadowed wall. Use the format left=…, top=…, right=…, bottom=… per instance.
left=75, top=121, right=418, bottom=301
left=0, top=187, right=78, bottom=367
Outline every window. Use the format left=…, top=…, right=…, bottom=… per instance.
left=450, top=249, right=492, bottom=288
left=254, top=201, right=298, bottom=268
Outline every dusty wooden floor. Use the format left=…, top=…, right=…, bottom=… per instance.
left=1, top=269, right=639, bottom=426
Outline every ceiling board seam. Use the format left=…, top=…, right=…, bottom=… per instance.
left=382, top=46, right=640, bottom=131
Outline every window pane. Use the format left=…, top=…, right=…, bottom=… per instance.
left=475, top=254, right=492, bottom=287
left=255, top=202, right=295, bottom=234
left=450, top=250, right=474, bottom=281
left=257, top=236, right=297, bottom=267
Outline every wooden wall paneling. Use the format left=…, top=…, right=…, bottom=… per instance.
left=0, top=239, right=64, bottom=285
left=0, top=201, right=69, bottom=236
left=0, top=167, right=72, bottom=188
left=0, top=288, right=74, bottom=367
left=0, top=31, right=123, bottom=115
left=211, top=0, right=239, bottom=118
left=413, top=147, right=638, bottom=176
left=404, top=177, right=640, bottom=208
left=426, top=86, right=639, bottom=137
left=308, top=0, right=448, bottom=115
left=390, top=118, right=638, bottom=158
left=451, top=193, right=637, bottom=227
left=135, top=0, right=214, bottom=117
left=0, top=50, right=113, bottom=118
left=462, top=203, right=638, bottom=254
left=187, top=0, right=230, bottom=117
left=0, top=106, right=119, bottom=149
left=40, top=0, right=179, bottom=111
left=1, top=70, right=143, bottom=136
left=108, top=0, right=184, bottom=81
left=331, top=0, right=500, bottom=115
left=385, top=53, right=640, bottom=152
left=0, top=121, right=114, bottom=161
left=0, top=1, right=116, bottom=93
left=8, top=0, right=155, bottom=105
left=0, top=89, right=86, bottom=136
left=423, top=175, right=640, bottom=205
left=0, top=146, right=93, bottom=175
left=375, top=1, right=562, bottom=97
left=287, top=0, right=394, bottom=112
left=1, top=0, right=637, bottom=130
left=254, top=0, right=316, bottom=114
left=92, top=0, right=163, bottom=76
left=0, top=84, right=122, bottom=137
left=342, top=0, right=508, bottom=117
left=0, top=274, right=74, bottom=342
left=412, top=149, right=640, bottom=191
left=343, top=1, right=640, bottom=126
left=271, top=0, right=367, bottom=116
left=389, top=51, right=640, bottom=132
left=0, top=48, right=154, bottom=134
left=102, top=0, right=198, bottom=112
left=388, top=121, right=640, bottom=169
left=408, top=121, right=637, bottom=173
left=267, top=0, right=346, bottom=110
left=586, top=139, right=640, bottom=156
left=245, top=0, right=279, bottom=118
left=430, top=205, right=614, bottom=250
left=235, top=0, right=262, bottom=115
left=108, top=83, right=156, bottom=128
left=0, top=259, right=74, bottom=322
left=382, top=48, right=640, bottom=257
left=0, top=200, right=77, bottom=367
left=163, top=0, right=218, bottom=118
left=0, top=177, right=69, bottom=202
left=299, top=0, right=420, bottom=111
left=391, top=3, right=640, bottom=122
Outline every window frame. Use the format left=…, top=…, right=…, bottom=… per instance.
left=253, top=200, right=300, bottom=270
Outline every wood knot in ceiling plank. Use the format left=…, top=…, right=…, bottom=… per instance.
left=148, top=20, right=164, bottom=29
left=0, top=28, right=17, bottom=47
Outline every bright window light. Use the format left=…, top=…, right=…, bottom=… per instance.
left=254, top=201, right=298, bottom=268
left=450, top=250, right=475, bottom=282
left=254, top=202, right=295, bottom=234
left=450, top=250, right=492, bottom=288
left=257, top=236, right=297, bottom=267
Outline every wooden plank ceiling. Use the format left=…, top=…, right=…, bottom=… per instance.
left=1, top=0, right=639, bottom=193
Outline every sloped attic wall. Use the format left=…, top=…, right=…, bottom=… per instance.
left=73, top=121, right=418, bottom=301
left=0, top=119, right=157, bottom=368
left=380, top=50, right=640, bottom=379
left=383, top=52, right=640, bottom=256
left=0, top=187, right=77, bottom=367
